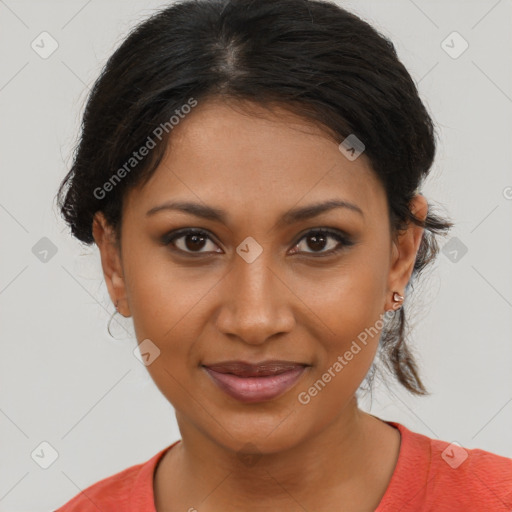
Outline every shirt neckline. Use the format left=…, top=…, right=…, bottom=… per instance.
left=132, top=420, right=429, bottom=512
left=374, top=420, right=431, bottom=510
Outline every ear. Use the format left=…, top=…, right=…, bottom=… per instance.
left=92, top=212, right=131, bottom=317
left=386, top=194, right=428, bottom=310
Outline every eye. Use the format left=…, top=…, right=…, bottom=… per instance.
left=162, top=227, right=354, bottom=257
left=162, top=228, right=222, bottom=255
left=291, top=229, right=354, bottom=256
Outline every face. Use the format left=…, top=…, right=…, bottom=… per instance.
left=93, top=97, right=426, bottom=454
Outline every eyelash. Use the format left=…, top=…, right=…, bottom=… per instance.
left=161, top=227, right=354, bottom=258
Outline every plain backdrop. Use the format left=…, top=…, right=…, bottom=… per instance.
left=0, top=0, right=511, bottom=510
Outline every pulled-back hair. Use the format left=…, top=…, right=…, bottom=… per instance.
left=56, top=0, right=453, bottom=396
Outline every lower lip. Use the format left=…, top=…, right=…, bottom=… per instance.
left=203, top=366, right=308, bottom=403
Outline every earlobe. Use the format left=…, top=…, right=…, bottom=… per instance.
left=92, top=212, right=131, bottom=318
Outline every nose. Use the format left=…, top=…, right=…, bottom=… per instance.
left=214, top=250, right=296, bottom=346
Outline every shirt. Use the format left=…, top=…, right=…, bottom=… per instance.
left=54, top=421, right=512, bottom=511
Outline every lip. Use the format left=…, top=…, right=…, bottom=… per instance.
left=202, top=360, right=310, bottom=403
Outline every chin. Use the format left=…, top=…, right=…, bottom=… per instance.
left=204, top=408, right=314, bottom=457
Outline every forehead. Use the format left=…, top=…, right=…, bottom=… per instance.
left=124, top=98, right=387, bottom=223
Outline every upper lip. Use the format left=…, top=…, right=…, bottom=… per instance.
left=202, top=360, right=309, bottom=377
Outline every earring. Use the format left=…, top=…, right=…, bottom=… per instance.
left=392, top=291, right=404, bottom=309
left=107, top=300, right=121, bottom=338
left=392, top=291, right=404, bottom=302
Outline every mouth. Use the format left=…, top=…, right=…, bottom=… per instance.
left=202, top=360, right=310, bottom=403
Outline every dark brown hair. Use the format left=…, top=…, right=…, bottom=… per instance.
left=56, top=0, right=454, bottom=396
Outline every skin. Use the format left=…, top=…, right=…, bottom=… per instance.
left=93, top=97, right=428, bottom=511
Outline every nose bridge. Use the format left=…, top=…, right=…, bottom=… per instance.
left=216, top=246, right=294, bottom=344
left=236, top=251, right=276, bottom=306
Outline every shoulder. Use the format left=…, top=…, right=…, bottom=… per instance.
left=55, top=464, right=141, bottom=512
left=427, top=431, right=512, bottom=502
left=54, top=443, right=177, bottom=512
left=384, top=421, right=512, bottom=511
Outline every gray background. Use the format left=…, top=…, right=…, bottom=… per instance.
left=1, top=0, right=511, bottom=510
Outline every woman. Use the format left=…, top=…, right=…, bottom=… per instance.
left=54, top=0, right=512, bottom=510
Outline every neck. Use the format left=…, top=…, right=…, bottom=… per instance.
left=156, top=399, right=399, bottom=511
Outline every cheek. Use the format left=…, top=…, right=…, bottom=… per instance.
left=121, top=247, right=218, bottom=396
left=123, top=242, right=212, bottom=341
left=295, top=282, right=385, bottom=417
left=295, top=249, right=388, bottom=348
left=125, top=264, right=204, bottom=409
left=292, top=252, right=388, bottom=399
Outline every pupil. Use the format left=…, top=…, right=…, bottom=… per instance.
left=186, top=234, right=206, bottom=251
left=308, top=233, right=326, bottom=251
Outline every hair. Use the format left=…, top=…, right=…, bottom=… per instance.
left=56, top=0, right=454, bottom=396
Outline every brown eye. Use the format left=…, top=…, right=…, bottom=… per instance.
left=292, top=229, right=353, bottom=256
left=163, top=229, right=221, bottom=254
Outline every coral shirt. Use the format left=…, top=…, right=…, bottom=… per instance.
left=55, top=421, right=512, bottom=511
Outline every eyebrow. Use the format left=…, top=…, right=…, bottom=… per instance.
left=146, top=199, right=364, bottom=226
